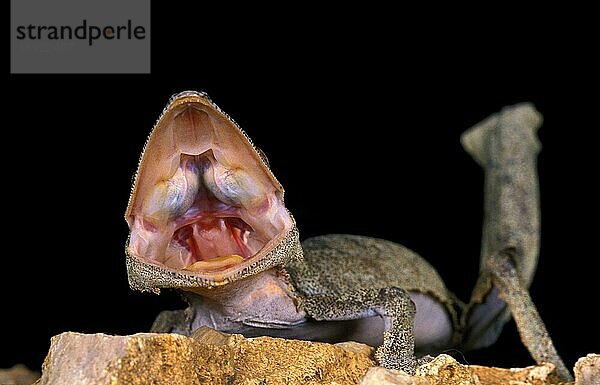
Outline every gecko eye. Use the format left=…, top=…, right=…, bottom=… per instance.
left=142, top=156, right=200, bottom=226
left=203, top=161, right=263, bottom=208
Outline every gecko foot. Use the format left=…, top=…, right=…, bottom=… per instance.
left=376, top=345, right=418, bottom=374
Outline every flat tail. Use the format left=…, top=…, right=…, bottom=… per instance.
left=460, top=102, right=542, bottom=167
left=460, top=102, right=544, bottom=350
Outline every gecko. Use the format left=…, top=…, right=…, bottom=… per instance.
left=124, top=91, right=571, bottom=379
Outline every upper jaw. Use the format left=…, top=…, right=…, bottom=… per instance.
left=125, top=90, right=285, bottom=224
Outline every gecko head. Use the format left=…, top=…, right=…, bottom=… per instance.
left=125, top=91, right=302, bottom=292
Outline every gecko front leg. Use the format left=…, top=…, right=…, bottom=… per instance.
left=302, top=286, right=420, bottom=374
left=287, top=234, right=457, bottom=374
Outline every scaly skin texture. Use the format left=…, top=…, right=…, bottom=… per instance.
left=288, top=234, right=460, bottom=372
left=462, top=103, right=541, bottom=313
left=461, top=103, right=572, bottom=381
left=127, top=93, right=569, bottom=379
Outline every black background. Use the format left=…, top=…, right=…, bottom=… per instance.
left=4, top=6, right=598, bottom=373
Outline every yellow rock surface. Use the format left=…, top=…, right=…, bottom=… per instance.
left=35, top=327, right=598, bottom=385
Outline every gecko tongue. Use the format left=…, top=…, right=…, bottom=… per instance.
left=168, top=216, right=258, bottom=269
left=184, top=255, right=245, bottom=271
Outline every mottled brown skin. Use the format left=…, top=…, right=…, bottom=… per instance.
left=461, top=103, right=542, bottom=315
left=126, top=93, right=569, bottom=379
left=288, top=235, right=459, bottom=371
left=461, top=103, right=572, bottom=381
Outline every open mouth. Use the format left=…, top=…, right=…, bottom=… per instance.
left=127, top=99, right=293, bottom=276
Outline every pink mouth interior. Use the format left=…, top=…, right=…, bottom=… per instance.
left=162, top=156, right=266, bottom=267
left=130, top=151, right=290, bottom=272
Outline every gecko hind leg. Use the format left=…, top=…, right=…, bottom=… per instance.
left=487, top=249, right=573, bottom=382
left=302, top=286, right=420, bottom=374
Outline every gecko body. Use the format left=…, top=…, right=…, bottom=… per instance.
left=125, top=92, right=570, bottom=379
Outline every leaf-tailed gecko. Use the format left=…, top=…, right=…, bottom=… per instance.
left=124, top=91, right=571, bottom=379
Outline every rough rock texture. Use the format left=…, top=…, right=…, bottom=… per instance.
left=574, top=354, right=599, bottom=385
left=360, top=367, right=430, bottom=384
left=361, top=355, right=559, bottom=385
left=364, top=354, right=600, bottom=385
left=417, top=354, right=474, bottom=385
left=0, top=364, right=40, bottom=385
left=38, top=328, right=375, bottom=385
left=468, top=363, right=558, bottom=385
left=36, top=328, right=597, bottom=385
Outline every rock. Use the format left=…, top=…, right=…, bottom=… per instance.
left=334, top=341, right=375, bottom=357
left=574, top=354, right=600, bottom=385
left=361, top=354, right=571, bottom=385
left=39, top=332, right=205, bottom=385
left=0, top=364, right=40, bottom=385
left=34, top=328, right=597, bottom=385
left=417, top=354, right=474, bottom=385
left=468, top=362, right=559, bottom=385
left=190, top=325, right=234, bottom=346
left=360, top=366, right=430, bottom=384
left=38, top=328, right=375, bottom=385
